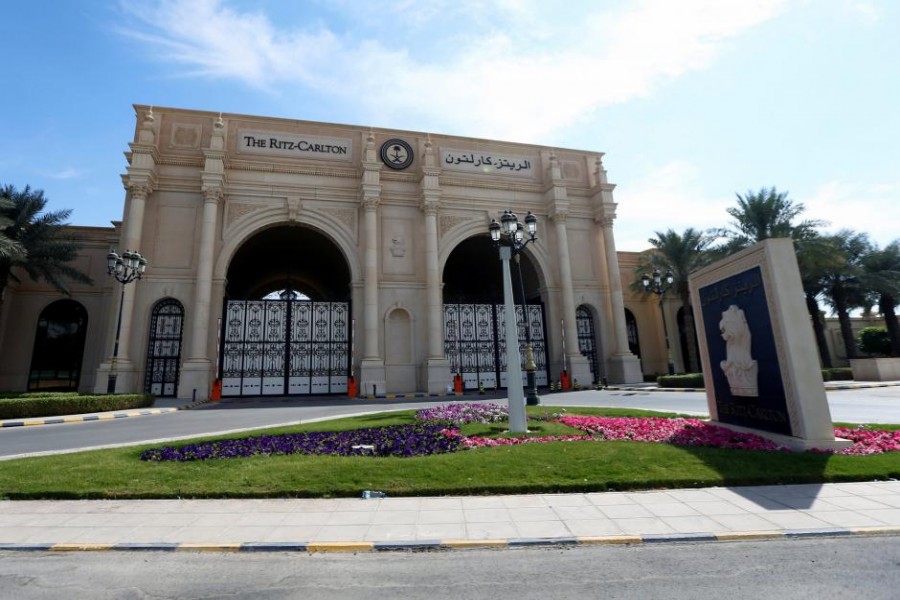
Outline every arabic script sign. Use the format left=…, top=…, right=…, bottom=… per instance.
left=237, top=130, right=353, bottom=162
left=697, top=266, right=792, bottom=436
left=440, top=149, right=535, bottom=176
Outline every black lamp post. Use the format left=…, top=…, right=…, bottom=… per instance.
left=106, top=248, right=147, bottom=394
left=641, top=268, right=675, bottom=375
left=490, top=210, right=540, bottom=406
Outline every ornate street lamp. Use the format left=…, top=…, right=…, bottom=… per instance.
left=106, top=249, right=148, bottom=393
left=489, top=210, right=539, bottom=432
left=641, top=268, right=675, bottom=375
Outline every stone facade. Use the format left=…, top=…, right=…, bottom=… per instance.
left=0, top=105, right=649, bottom=398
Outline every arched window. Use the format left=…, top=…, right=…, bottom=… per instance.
left=144, top=299, right=185, bottom=397
left=28, top=300, right=88, bottom=391
left=576, top=305, right=600, bottom=383
left=624, top=308, right=641, bottom=358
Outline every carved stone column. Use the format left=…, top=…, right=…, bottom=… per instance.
left=550, top=209, right=593, bottom=386
left=93, top=182, right=150, bottom=393
left=180, top=114, right=227, bottom=399
left=599, top=214, right=643, bottom=384
left=179, top=187, right=223, bottom=399
left=358, top=132, right=386, bottom=395
left=420, top=137, right=452, bottom=393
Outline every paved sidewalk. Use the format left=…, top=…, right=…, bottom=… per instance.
left=3, top=481, right=900, bottom=552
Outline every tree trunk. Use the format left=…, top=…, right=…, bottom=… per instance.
left=834, top=291, right=858, bottom=360
left=0, top=265, right=8, bottom=326
left=880, top=293, right=900, bottom=357
left=806, top=292, right=832, bottom=368
left=680, top=290, right=700, bottom=373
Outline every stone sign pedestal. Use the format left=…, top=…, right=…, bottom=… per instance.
left=689, top=239, right=849, bottom=452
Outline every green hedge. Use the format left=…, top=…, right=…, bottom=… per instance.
left=657, top=368, right=853, bottom=388
left=657, top=373, right=705, bottom=388
left=821, top=368, right=853, bottom=382
left=0, top=393, right=154, bottom=420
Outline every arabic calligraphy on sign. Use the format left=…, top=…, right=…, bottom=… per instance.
left=440, top=149, right=535, bottom=176
left=700, top=269, right=764, bottom=307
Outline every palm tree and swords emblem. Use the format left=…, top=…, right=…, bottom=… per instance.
left=380, top=139, right=414, bottom=170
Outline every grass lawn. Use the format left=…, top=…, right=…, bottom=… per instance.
left=1, top=406, right=899, bottom=500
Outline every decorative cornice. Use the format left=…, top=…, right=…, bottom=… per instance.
left=156, top=156, right=204, bottom=168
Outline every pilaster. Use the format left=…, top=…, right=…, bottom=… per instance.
left=359, top=131, right=385, bottom=393
left=420, top=136, right=452, bottom=393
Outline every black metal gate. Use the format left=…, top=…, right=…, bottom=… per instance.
left=144, top=299, right=184, bottom=397
left=443, top=303, right=548, bottom=390
left=576, top=306, right=600, bottom=384
left=220, top=299, right=349, bottom=396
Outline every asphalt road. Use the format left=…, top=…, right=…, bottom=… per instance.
left=1, top=387, right=899, bottom=460
left=1, top=536, right=898, bottom=599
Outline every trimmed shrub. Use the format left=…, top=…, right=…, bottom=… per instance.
left=822, top=367, right=853, bottom=382
left=657, top=373, right=704, bottom=388
left=858, top=327, right=892, bottom=357
left=0, top=394, right=154, bottom=420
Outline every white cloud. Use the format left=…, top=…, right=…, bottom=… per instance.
left=613, top=159, right=733, bottom=252
left=801, top=181, right=900, bottom=248
left=43, top=167, right=87, bottom=180
left=117, top=0, right=788, bottom=141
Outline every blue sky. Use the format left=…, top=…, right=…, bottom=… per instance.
left=2, top=0, right=898, bottom=252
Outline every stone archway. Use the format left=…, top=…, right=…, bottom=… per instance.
left=28, top=299, right=88, bottom=392
left=441, top=235, right=548, bottom=389
left=220, top=225, right=352, bottom=396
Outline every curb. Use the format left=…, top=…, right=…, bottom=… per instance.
left=605, top=381, right=900, bottom=393
left=0, top=407, right=178, bottom=428
left=2, top=526, right=898, bottom=553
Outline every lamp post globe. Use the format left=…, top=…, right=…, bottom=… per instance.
left=106, top=248, right=148, bottom=393
left=488, top=209, right=541, bottom=431
left=641, top=268, right=675, bottom=375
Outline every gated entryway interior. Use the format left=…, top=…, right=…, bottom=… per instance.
left=28, top=299, right=88, bottom=392
left=443, top=235, right=549, bottom=390
left=220, top=226, right=351, bottom=397
left=145, top=298, right=184, bottom=397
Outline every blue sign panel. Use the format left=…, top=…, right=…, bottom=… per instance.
left=698, top=266, right=793, bottom=436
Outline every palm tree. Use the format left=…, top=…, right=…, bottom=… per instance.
left=795, top=233, right=844, bottom=368
left=0, top=198, right=24, bottom=262
left=818, top=230, right=873, bottom=360
left=860, top=241, right=900, bottom=356
left=714, top=186, right=834, bottom=364
left=634, top=228, right=716, bottom=373
left=716, top=187, right=824, bottom=252
left=0, top=184, right=92, bottom=313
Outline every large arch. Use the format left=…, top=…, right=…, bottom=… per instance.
left=225, top=225, right=352, bottom=300
left=28, top=299, right=88, bottom=392
left=441, top=232, right=549, bottom=389
left=213, top=207, right=361, bottom=286
left=219, top=223, right=353, bottom=396
left=438, top=223, right=552, bottom=297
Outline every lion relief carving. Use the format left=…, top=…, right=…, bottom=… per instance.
left=719, top=304, right=759, bottom=397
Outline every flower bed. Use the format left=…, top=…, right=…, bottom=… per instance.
left=834, top=426, right=900, bottom=455
left=140, top=422, right=459, bottom=462
left=556, top=415, right=785, bottom=451
left=415, top=402, right=508, bottom=425
left=139, top=403, right=900, bottom=462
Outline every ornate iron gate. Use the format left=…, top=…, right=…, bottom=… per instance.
left=444, top=303, right=548, bottom=390
left=576, top=306, right=600, bottom=384
left=144, top=299, right=184, bottom=397
left=220, top=299, right=349, bottom=397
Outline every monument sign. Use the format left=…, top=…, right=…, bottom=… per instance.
left=689, top=239, right=849, bottom=451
